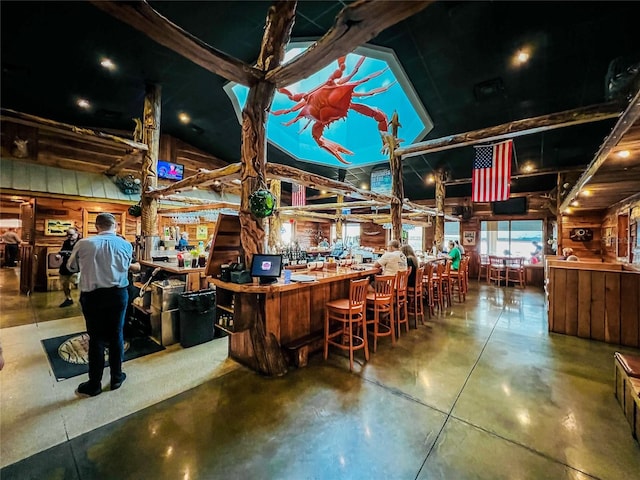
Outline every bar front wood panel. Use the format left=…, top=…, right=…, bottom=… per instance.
left=548, top=264, right=640, bottom=347
left=213, top=267, right=376, bottom=370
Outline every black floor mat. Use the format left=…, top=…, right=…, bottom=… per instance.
left=41, top=332, right=165, bottom=381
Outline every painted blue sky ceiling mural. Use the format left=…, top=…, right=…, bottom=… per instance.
left=225, top=44, right=433, bottom=169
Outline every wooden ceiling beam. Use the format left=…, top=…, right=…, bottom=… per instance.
left=104, top=151, right=145, bottom=176
left=396, top=102, right=624, bottom=158
left=277, top=200, right=381, bottom=212
left=1, top=109, right=147, bottom=152
left=90, top=0, right=260, bottom=86
left=560, top=91, right=640, bottom=211
left=266, top=163, right=399, bottom=205
left=146, top=163, right=243, bottom=198
left=267, top=0, right=433, bottom=88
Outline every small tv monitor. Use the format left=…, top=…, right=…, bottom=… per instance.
left=492, top=197, right=527, bottom=215
left=250, top=254, right=283, bottom=285
left=157, top=160, right=184, bottom=181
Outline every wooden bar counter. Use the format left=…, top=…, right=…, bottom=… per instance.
left=139, top=260, right=206, bottom=291
left=211, top=265, right=380, bottom=371
left=547, top=260, right=640, bottom=347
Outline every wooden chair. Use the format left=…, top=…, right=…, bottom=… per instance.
left=488, top=255, right=507, bottom=285
left=407, top=265, right=425, bottom=327
left=450, top=256, right=469, bottom=302
left=430, top=261, right=446, bottom=311
left=395, top=268, right=411, bottom=337
left=366, top=274, right=396, bottom=352
left=506, top=256, right=526, bottom=288
left=478, top=254, right=490, bottom=282
left=324, top=277, right=370, bottom=371
left=440, top=259, right=453, bottom=307
left=422, top=262, right=435, bottom=318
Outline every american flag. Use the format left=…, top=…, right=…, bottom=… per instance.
left=292, top=183, right=305, bottom=206
left=472, top=139, right=513, bottom=202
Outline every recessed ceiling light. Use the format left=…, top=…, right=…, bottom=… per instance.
left=426, top=174, right=435, bottom=184
left=581, top=190, right=591, bottom=197
left=77, top=98, right=90, bottom=109
left=522, top=163, right=534, bottom=173
left=516, top=50, right=530, bottom=64
left=571, top=200, right=579, bottom=207
left=321, top=190, right=327, bottom=194
left=618, top=150, right=630, bottom=158
left=178, top=112, right=191, bottom=124
left=100, top=58, right=116, bottom=71
left=564, top=207, right=572, bottom=214
left=360, top=183, right=368, bottom=190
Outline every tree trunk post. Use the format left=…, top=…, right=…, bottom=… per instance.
left=268, top=179, right=282, bottom=251
left=140, top=83, right=161, bottom=257
left=387, top=113, right=402, bottom=242
left=435, top=167, right=446, bottom=250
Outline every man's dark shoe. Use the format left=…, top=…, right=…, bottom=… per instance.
left=110, top=372, right=127, bottom=391
left=59, top=299, right=73, bottom=307
left=76, top=381, right=102, bottom=397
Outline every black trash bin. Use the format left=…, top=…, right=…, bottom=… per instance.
left=178, top=289, right=216, bottom=347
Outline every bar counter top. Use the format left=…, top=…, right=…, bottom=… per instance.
left=210, top=264, right=380, bottom=293
left=139, top=259, right=206, bottom=275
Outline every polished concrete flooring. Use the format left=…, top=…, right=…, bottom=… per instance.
left=1, top=266, right=639, bottom=479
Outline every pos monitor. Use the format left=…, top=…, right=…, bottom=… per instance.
left=250, top=254, right=283, bottom=285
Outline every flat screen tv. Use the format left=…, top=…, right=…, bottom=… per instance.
left=157, top=160, right=184, bottom=181
left=492, top=197, right=527, bottom=215
left=250, top=254, right=283, bottom=285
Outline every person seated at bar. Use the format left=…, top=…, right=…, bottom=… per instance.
left=318, top=238, right=330, bottom=249
left=430, top=240, right=439, bottom=256
left=566, top=254, right=579, bottom=261
left=374, top=240, right=407, bottom=276
left=454, top=239, right=465, bottom=255
left=559, top=247, right=574, bottom=260
left=448, top=240, right=461, bottom=271
left=401, top=244, right=419, bottom=286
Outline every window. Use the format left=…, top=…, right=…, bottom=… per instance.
left=406, top=226, right=423, bottom=253
left=344, top=223, right=361, bottom=247
left=281, top=222, right=292, bottom=245
left=480, top=220, right=543, bottom=263
left=444, top=221, right=460, bottom=248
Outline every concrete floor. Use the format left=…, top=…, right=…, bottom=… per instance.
left=1, top=266, right=639, bottom=479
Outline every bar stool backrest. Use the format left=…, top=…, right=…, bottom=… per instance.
left=413, top=265, right=425, bottom=291
left=373, top=274, right=395, bottom=301
left=349, top=278, right=369, bottom=313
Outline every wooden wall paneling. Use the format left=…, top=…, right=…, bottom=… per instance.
left=604, top=272, right=621, bottom=344
left=551, top=268, right=566, bottom=333
left=564, top=269, right=579, bottom=336
left=294, top=220, right=324, bottom=249
left=620, top=273, right=639, bottom=347
left=590, top=272, right=606, bottom=342
left=547, top=268, right=554, bottom=331
left=577, top=270, right=592, bottom=339
left=561, top=213, right=604, bottom=260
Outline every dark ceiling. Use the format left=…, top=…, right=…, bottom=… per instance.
left=2, top=1, right=639, bottom=202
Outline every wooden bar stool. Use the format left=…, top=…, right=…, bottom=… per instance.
left=407, top=265, right=425, bottom=327
left=506, top=256, right=526, bottom=288
left=450, top=256, right=469, bottom=302
left=395, top=269, right=411, bottom=337
left=488, top=255, right=507, bottom=285
left=422, top=263, right=435, bottom=318
left=366, top=274, right=396, bottom=352
left=478, top=254, right=490, bottom=282
left=430, top=261, right=445, bottom=312
left=324, top=277, right=370, bottom=371
left=440, top=260, right=453, bottom=307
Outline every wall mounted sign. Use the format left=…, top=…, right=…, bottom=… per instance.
left=45, top=219, right=73, bottom=236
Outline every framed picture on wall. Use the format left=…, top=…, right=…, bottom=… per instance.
left=196, top=225, right=208, bottom=240
left=45, top=219, right=73, bottom=236
left=463, top=231, right=476, bottom=246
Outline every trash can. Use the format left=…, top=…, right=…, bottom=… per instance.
left=178, top=289, right=216, bottom=348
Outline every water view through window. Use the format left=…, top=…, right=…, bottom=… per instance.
left=480, top=220, right=543, bottom=263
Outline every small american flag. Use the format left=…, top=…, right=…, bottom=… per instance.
left=472, top=139, right=513, bottom=202
left=292, top=183, right=305, bottom=206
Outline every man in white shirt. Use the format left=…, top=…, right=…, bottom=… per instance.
left=374, top=240, right=408, bottom=276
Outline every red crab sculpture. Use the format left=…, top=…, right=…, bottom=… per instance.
left=272, top=56, right=394, bottom=164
